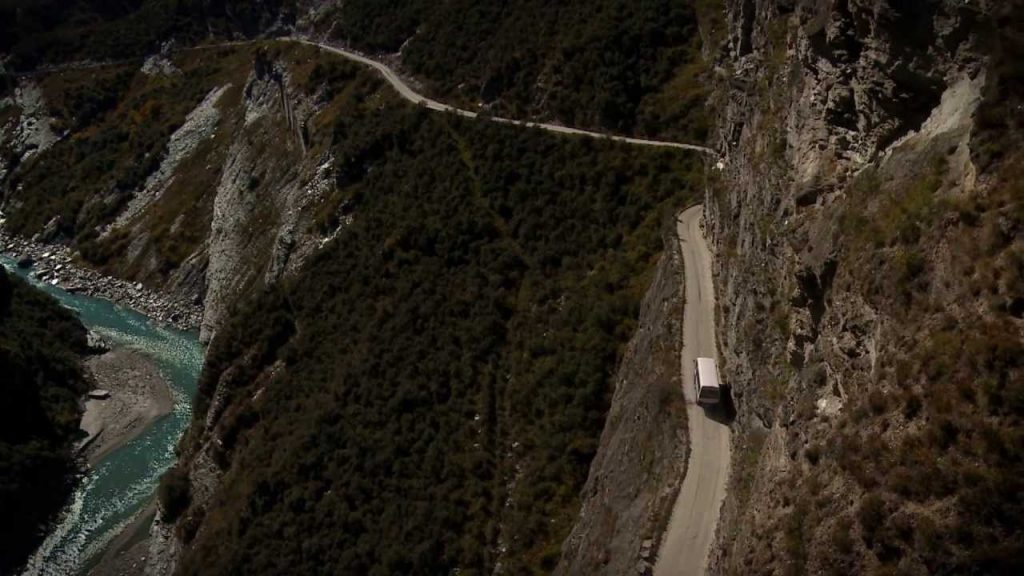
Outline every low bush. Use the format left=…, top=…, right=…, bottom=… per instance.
left=858, top=492, right=887, bottom=543
left=158, top=465, right=191, bottom=522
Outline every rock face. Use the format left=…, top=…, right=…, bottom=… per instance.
left=200, top=56, right=329, bottom=343
left=1, top=232, right=203, bottom=330
left=108, top=84, right=231, bottom=232
left=704, top=1, right=1023, bottom=574
left=1, top=81, right=59, bottom=166
left=1, top=43, right=352, bottom=342
left=556, top=226, right=688, bottom=576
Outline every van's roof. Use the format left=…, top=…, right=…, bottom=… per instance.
left=695, top=357, right=720, bottom=389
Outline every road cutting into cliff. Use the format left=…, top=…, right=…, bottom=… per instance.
left=290, top=38, right=717, bottom=155
left=15, top=39, right=720, bottom=157
left=654, top=205, right=731, bottom=576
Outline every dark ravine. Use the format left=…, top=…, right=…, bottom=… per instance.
left=0, top=267, right=90, bottom=575
left=5, top=256, right=203, bottom=576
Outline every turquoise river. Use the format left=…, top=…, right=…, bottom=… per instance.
left=2, top=257, right=203, bottom=576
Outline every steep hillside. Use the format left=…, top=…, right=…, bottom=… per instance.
left=2, top=41, right=397, bottom=341
left=2, top=15, right=714, bottom=573
left=304, top=0, right=714, bottom=141
left=1, top=0, right=715, bottom=142
left=159, top=88, right=701, bottom=574
left=0, top=269, right=90, bottom=574
left=704, top=1, right=1024, bottom=574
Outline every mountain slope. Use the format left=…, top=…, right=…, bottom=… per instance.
left=306, top=0, right=712, bottom=141
left=1, top=0, right=715, bottom=142
left=0, top=269, right=90, bottom=574
left=704, top=1, right=1024, bottom=574
left=164, top=90, right=701, bottom=574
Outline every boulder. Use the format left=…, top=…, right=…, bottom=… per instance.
left=16, top=254, right=34, bottom=268
left=86, top=331, right=111, bottom=354
left=88, top=389, right=111, bottom=400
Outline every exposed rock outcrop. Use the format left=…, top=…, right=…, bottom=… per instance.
left=2, top=44, right=346, bottom=344
left=200, top=58, right=326, bottom=342
left=1, top=232, right=203, bottom=329
left=109, top=84, right=230, bottom=232
left=5, top=81, right=59, bottom=162
left=704, top=1, right=1022, bottom=574
left=556, top=225, right=688, bottom=576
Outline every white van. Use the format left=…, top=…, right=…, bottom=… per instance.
left=694, top=357, right=721, bottom=405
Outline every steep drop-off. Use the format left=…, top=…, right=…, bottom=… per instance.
left=1, top=0, right=715, bottom=142
left=163, top=101, right=701, bottom=574
left=704, top=1, right=1024, bottom=574
left=2, top=42, right=393, bottom=342
left=3, top=19, right=712, bottom=575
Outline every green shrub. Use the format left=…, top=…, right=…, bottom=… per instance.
left=158, top=466, right=191, bottom=522
left=174, top=93, right=700, bottom=575
left=859, top=493, right=887, bottom=542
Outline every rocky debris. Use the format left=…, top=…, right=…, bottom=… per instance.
left=141, top=43, right=180, bottom=77
left=9, top=81, right=60, bottom=159
left=38, top=215, right=63, bottom=243
left=556, top=229, right=687, bottom=576
left=146, top=510, right=182, bottom=576
left=141, top=54, right=179, bottom=76
left=109, top=84, right=230, bottom=232
left=1, top=231, right=203, bottom=331
left=87, top=330, right=111, bottom=354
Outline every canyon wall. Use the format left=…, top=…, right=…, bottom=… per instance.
left=706, top=1, right=1023, bottom=573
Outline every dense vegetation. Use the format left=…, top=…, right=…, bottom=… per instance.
left=0, top=0, right=292, bottom=71
left=2, top=46, right=254, bottom=282
left=173, top=93, right=700, bottom=574
left=0, top=269, right=90, bottom=574
left=323, top=0, right=712, bottom=141
left=1, top=0, right=713, bottom=141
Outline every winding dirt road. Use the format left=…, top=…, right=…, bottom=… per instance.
left=299, top=37, right=730, bottom=570
left=654, top=205, right=731, bottom=576
left=292, top=38, right=717, bottom=155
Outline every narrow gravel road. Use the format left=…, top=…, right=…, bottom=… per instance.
left=292, top=38, right=717, bottom=155
left=301, top=35, right=731, bottom=569
left=654, top=205, right=731, bottom=576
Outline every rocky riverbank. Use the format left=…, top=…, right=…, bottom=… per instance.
left=89, top=500, right=159, bottom=576
left=79, top=347, right=175, bottom=467
left=0, top=231, right=203, bottom=330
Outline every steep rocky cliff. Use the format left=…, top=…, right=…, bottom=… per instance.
left=3, top=17, right=708, bottom=573
left=1, top=43, right=385, bottom=341
left=705, top=1, right=1023, bottom=573
left=555, top=224, right=688, bottom=576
